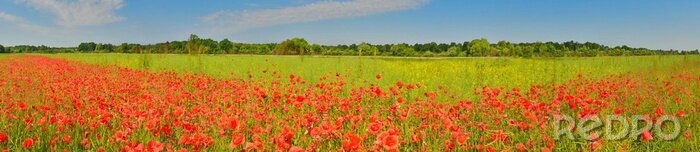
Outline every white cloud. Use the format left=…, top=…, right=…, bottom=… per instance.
left=203, top=0, right=429, bottom=34
left=17, top=0, right=125, bottom=27
left=0, top=12, right=22, bottom=22
left=0, top=11, right=72, bottom=35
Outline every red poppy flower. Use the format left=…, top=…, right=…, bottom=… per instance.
left=147, top=140, right=164, bottom=152
left=515, top=143, right=526, bottom=152
left=367, top=122, right=382, bottom=135
left=342, top=132, right=361, bottom=151
left=81, top=139, right=90, bottom=149
left=655, top=107, right=664, bottom=117
left=676, top=110, right=686, bottom=117
left=227, top=117, right=239, bottom=130
left=395, top=81, right=403, bottom=89
left=589, top=140, right=602, bottom=150
left=22, top=138, right=33, bottom=149
left=453, top=132, right=470, bottom=145
left=230, top=133, right=245, bottom=148
left=380, top=134, right=399, bottom=151
left=641, top=130, right=653, bottom=142
left=541, top=147, right=551, bottom=152
left=276, top=126, right=294, bottom=149
left=0, top=132, right=7, bottom=143
left=289, top=146, right=304, bottom=152
left=62, top=135, right=71, bottom=143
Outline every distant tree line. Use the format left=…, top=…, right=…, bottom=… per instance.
left=1, top=35, right=698, bottom=57
left=0, top=44, right=76, bottom=53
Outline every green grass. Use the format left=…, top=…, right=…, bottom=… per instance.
left=44, top=53, right=699, bottom=96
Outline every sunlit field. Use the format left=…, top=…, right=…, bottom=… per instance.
left=45, top=54, right=698, bottom=98
left=0, top=54, right=697, bottom=151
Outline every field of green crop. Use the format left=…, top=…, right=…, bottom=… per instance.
left=45, top=53, right=698, bottom=95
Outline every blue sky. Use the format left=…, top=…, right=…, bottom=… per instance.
left=1, top=0, right=699, bottom=50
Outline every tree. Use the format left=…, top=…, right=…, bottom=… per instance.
left=390, top=43, right=415, bottom=56
left=437, top=43, right=448, bottom=53
left=357, top=42, right=372, bottom=56
left=186, top=34, right=202, bottom=55
left=426, top=42, right=438, bottom=52
left=217, top=39, right=233, bottom=54
left=77, top=42, right=97, bottom=52
left=200, top=38, right=218, bottom=54
left=468, top=38, right=490, bottom=57
left=198, top=45, right=210, bottom=54
left=132, top=44, right=142, bottom=53
left=117, top=43, right=129, bottom=53
left=496, top=41, right=514, bottom=56
left=0, top=34, right=681, bottom=57
left=158, top=42, right=170, bottom=54
left=461, top=41, right=470, bottom=54
left=127, top=44, right=140, bottom=53
left=370, top=46, right=379, bottom=56
left=170, top=41, right=185, bottom=54
left=309, top=44, right=323, bottom=55
left=274, top=38, right=309, bottom=55
left=95, top=43, right=103, bottom=52
left=102, top=44, right=114, bottom=53
left=445, top=46, right=461, bottom=57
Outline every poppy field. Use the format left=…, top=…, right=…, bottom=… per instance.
left=0, top=54, right=699, bottom=151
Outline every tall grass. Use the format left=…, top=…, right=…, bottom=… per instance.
left=44, top=54, right=699, bottom=96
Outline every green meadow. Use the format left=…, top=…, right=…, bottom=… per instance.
left=45, top=53, right=698, bottom=93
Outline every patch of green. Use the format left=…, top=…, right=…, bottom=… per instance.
left=45, top=54, right=698, bottom=94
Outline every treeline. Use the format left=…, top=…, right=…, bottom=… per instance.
left=1, top=35, right=698, bottom=57
left=0, top=45, right=76, bottom=53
